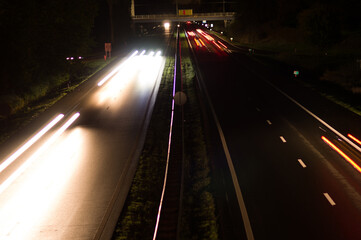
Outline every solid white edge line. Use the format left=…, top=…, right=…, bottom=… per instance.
left=231, top=53, right=361, bottom=154
left=263, top=79, right=361, bottom=154
left=297, top=159, right=307, bottom=168
left=323, top=193, right=336, bottom=206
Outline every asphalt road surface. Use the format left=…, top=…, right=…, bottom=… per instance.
left=185, top=24, right=361, bottom=239
left=0, top=49, right=165, bottom=239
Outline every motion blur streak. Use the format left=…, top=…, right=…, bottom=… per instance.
left=0, top=114, right=64, bottom=174
left=0, top=113, right=80, bottom=195
left=213, top=41, right=223, bottom=50
left=139, top=51, right=164, bottom=86
left=217, top=41, right=228, bottom=49
left=96, top=50, right=164, bottom=105
left=199, top=38, right=205, bottom=46
left=187, top=31, right=195, bottom=36
left=348, top=134, right=361, bottom=146
left=194, top=38, right=200, bottom=47
left=322, top=136, right=361, bottom=173
left=0, top=127, right=84, bottom=239
left=97, top=50, right=139, bottom=86
left=196, top=29, right=214, bottom=41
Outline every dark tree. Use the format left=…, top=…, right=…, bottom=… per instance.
left=0, top=0, right=98, bottom=94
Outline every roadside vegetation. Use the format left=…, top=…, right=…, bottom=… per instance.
left=217, top=0, right=361, bottom=116
left=0, top=58, right=115, bottom=144
left=179, top=32, right=218, bottom=240
left=113, top=34, right=219, bottom=239
left=0, top=0, right=130, bottom=118
left=112, top=56, right=174, bottom=240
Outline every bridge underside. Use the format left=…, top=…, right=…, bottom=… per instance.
left=132, top=12, right=236, bottom=23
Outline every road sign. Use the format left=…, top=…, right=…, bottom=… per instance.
left=105, top=43, right=111, bottom=59
left=178, top=9, right=193, bottom=16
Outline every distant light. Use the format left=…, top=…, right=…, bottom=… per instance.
left=221, top=31, right=223, bottom=34
left=78, top=56, right=82, bottom=60
left=210, top=24, right=213, bottom=27
left=164, top=22, right=170, bottom=29
left=202, top=20, right=206, bottom=23
left=177, top=24, right=180, bottom=27
left=293, top=70, right=299, bottom=77
left=70, top=57, right=74, bottom=60
left=66, top=57, right=70, bottom=60
left=155, top=51, right=162, bottom=57
left=230, top=37, right=233, bottom=41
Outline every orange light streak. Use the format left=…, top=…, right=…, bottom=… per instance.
left=217, top=40, right=228, bottom=49
left=213, top=41, right=223, bottom=50
left=199, top=38, right=205, bottom=46
left=322, top=136, right=361, bottom=173
left=348, top=134, right=361, bottom=146
left=194, top=38, right=200, bottom=47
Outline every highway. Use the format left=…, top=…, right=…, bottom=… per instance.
left=185, top=24, right=361, bottom=239
left=0, top=50, right=165, bottom=239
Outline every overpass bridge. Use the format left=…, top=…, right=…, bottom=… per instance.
left=131, top=12, right=236, bottom=23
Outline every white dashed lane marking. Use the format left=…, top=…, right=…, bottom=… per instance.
left=298, top=159, right=307, bottom=168
left=323, top=193, right=336, bottom=206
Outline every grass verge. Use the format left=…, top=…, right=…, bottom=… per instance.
left=0, top=57, right=115, bottom=145
left=179, top=33, right=218, bottom=240
left=112, top=56, right=174, bottom=240
left=213, top=30, right=361, bottom=117
left=113, top=34, right=218, bottom=239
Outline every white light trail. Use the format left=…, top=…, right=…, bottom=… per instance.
left=0, top=114, right=64, bottom=174
left=0, top=113, right=80, bottom=195
left=97, top=50, right=139, bottom=86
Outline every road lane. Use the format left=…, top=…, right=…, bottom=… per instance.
left=186, top=25, right=361, bottom=239
left=0, top=51, right=165, bottom=239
